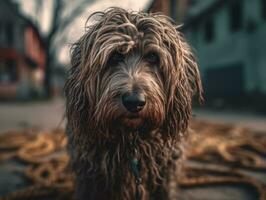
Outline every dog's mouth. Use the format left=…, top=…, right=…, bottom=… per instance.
left=127, top=113, right=140, bottom=119
left=121, top=114, right=144, bottom=129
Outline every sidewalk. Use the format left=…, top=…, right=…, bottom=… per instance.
left=0, top=98, right=65, bottom=132
left=194, top=108, right=266, bottom=132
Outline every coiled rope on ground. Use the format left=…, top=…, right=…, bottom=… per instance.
left=0, top=120, right=265, bottom=200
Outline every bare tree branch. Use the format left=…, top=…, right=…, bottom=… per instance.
left=45, top=0, right=95, bottom=49
left=59, top=0, right=90, bottom=31
left=46, top=0, right=64, bottom=45
left=39, top=0, right=96, bottom=96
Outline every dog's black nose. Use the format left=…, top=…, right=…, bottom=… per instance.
left=122, top=92, right=146, bottom=113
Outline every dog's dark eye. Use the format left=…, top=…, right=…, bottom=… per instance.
left=144, top=52, right=160, bottom=65
left=108, top=52, right=125, bottom=65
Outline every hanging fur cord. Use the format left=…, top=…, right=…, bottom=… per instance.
left=128, top=133, right=142, bottom=200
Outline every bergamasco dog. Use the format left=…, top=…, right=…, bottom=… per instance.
left=65, top=7, right=203, bottom=200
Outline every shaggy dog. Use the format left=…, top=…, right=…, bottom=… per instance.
left=65, top=7, right=203, bottom=200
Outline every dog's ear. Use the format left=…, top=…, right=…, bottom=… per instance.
left=64, top=38, right=92, bottom=139
left=164, top=27, right=203, bottom=141
left=175, top=31, right=203, bottom=103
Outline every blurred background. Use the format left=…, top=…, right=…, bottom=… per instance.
left=0, top=0, right=266, bottom=199
left=0, top=0, right=265, bottom=132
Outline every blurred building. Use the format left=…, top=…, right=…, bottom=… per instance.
left=147, top=0, right=189, bottom=22
left=0, top=0, right=46, bottom=100
left=183, top=0, right=266, bottom=106
left=148, top=0, right=175, bottom=18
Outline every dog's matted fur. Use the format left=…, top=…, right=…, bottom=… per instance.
left=65, top=7, right=203, bottom=200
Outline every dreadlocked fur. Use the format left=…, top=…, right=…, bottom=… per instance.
left=65, top=7, right=203, bottom=200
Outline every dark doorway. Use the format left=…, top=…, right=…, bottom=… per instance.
left=204, top=63, right=244, bottom=102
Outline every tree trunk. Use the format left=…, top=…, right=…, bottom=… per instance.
left=43, top=40, right=55, bottom=98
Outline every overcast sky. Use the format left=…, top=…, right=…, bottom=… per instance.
left=17, top=0, right=151, bottom=64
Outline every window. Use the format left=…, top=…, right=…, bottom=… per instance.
left=262, top=0, right=266, bottom=20
left=204, top=19, right=214, bottom=43
left=6, top=23, right=14, bottom=46
left=6, top=60, right=17, bottom=82
left=189, top=0, right=197, bottom=6
left=229, top=1, right=243, bottom=32
left=170, top=0, right=177, bottom=20
left=0, top=60, right=17, bottom=83
left=192, top=24, right=199, bottom=46
left=0, top=22, right=3, bottom=46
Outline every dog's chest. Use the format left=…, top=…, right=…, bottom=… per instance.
left=75, top=143, right=178, bottom=200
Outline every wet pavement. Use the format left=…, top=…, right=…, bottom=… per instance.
left=194, top=108, right=266, bottom=132
left=0, top=98, right=65, bottom=132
